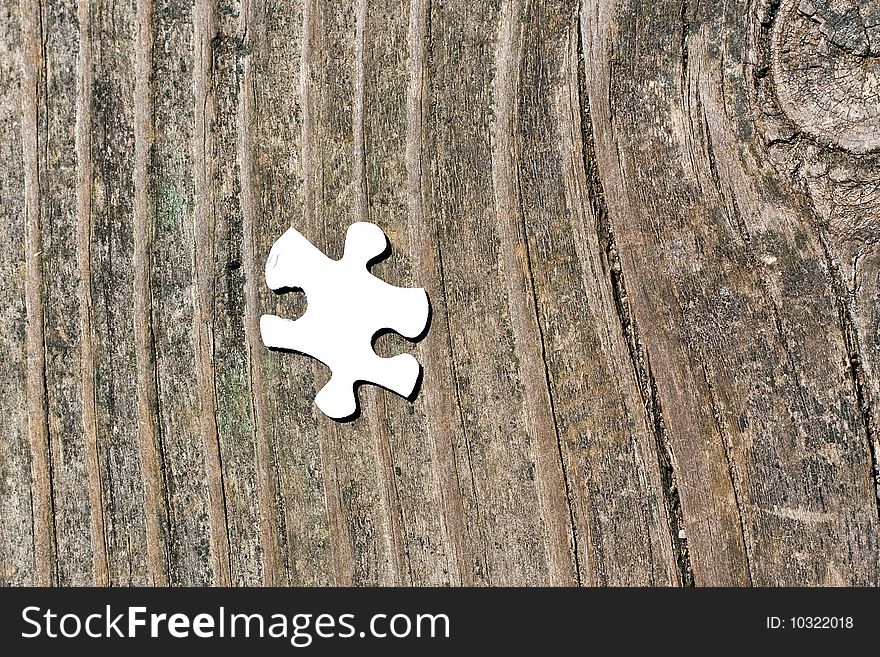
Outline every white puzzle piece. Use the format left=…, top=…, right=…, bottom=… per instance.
left=260, top=222, right=429, bottom=420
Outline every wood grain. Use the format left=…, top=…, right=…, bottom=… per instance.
left=0, top=0, right=37, bottom=586
left=1, top=0, right=877, bottom=586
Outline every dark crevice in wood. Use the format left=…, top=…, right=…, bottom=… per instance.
left=22, top=0, right=57, bottom=585
left=146, top=2, right=180, bottom=586
left=511, top=115, right=582, bottom=585
left=204, top=49, right=235, bottom=585
left=141, top=218, right=173, bottom=581
left=698, top=362, right=755, bottom=585
left=507, top=6, right=581, bottom=586
left=516, top=205, right=583, bottom=585
left=144, top=280, right=173, bottom=582
left=38, top=0, right=60, bottom=587
left=761, top=0, right=783, bottom=28
left=575, top=13, right=694, bottom=587
left=818, top=231, right=880, bottom=522
left=353, top=0, right=370, bottom=224
left=134, top=0, right=171, bottom=586
left=698, top=98, right=725, bottom=210
left=644, top=359, right=695, bottom=587
left=149, top=374, right=178, bottom=585
left=195, top=0, right=233, bottom=584
left=679, top=0, right=690, bottom=89
left=266, top=435, right=292, bottom=584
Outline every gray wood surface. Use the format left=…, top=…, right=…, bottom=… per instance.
left=1, top=0, right=878, bottom=586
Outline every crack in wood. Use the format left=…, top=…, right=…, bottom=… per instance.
left=575, top=11, right=694, bottom=587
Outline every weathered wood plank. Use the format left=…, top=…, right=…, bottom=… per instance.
left=492, top=0, right=580, bottom=585
left=19, top=0, right=56, bottom=587
left=0, top=0, right=36, bottom=586
left=149, top=0, right=229, bottom=585
left=33, top=0, right=103, bottom=586
left=131, top=0, right=170, bottom=586
left=404, top=0, right=476, bottom=584
left=422, top=0, right=579, bottom=585
left=88, top=0, right=159, bottom=585
left=361, top=0, right=462, bottom=586
left=516, top=0, right=680, bottom=585
left=248, top=0, right=333, bottom=585
left=206, top=0, right=269, bottom=587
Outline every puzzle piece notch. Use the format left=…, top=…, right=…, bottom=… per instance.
left=260, top=222, right=429, bottom=419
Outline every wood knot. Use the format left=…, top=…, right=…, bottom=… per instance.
left=771, top=0, right=880, bottom=154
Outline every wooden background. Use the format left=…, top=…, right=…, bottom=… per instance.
left=1, top=0, right=879, bottom=586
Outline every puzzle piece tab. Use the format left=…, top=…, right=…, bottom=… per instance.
left=260, top=222, right=429, bottom=420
